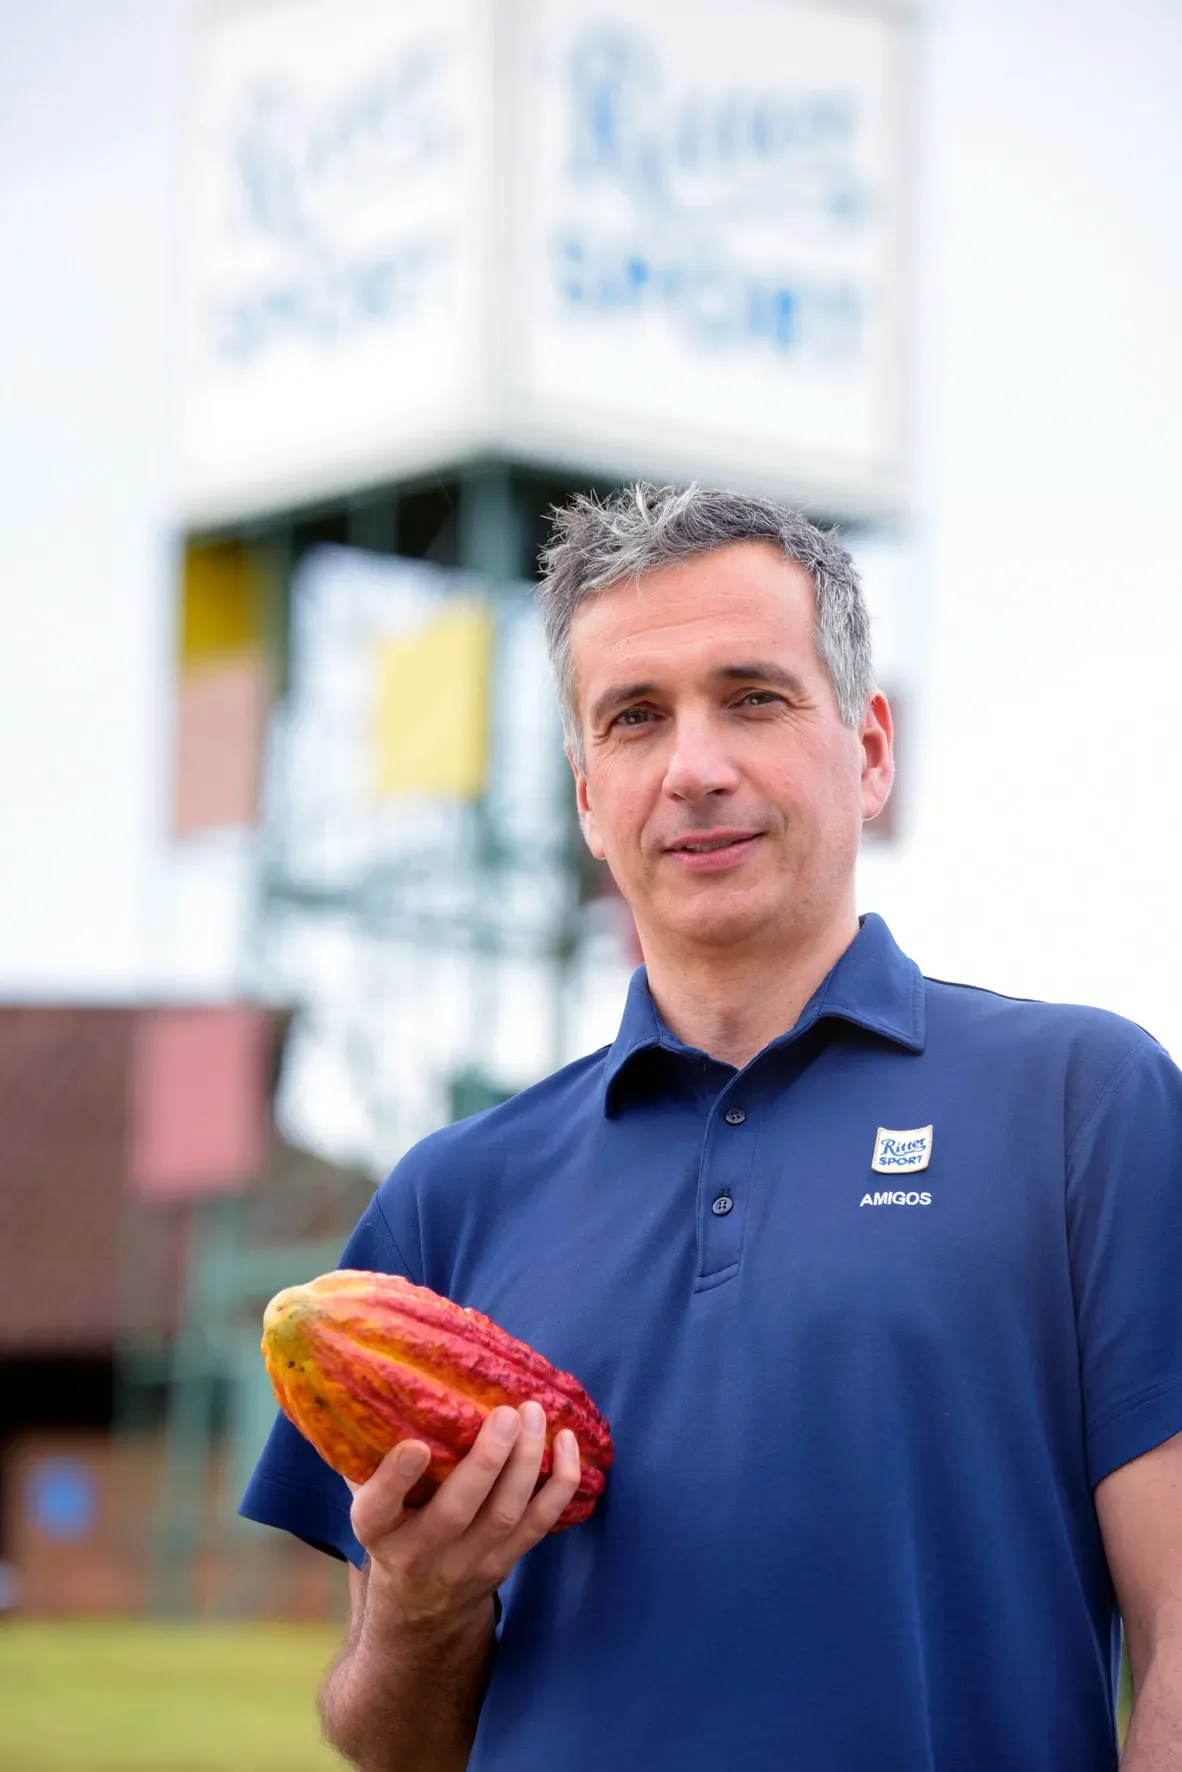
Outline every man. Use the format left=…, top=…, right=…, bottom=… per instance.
left=242, top=484, right=1182, bottom=1771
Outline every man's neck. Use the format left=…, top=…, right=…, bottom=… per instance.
left=641, top=908, right=861, bottom=1071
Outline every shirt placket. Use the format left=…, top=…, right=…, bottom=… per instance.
left=695, top=1083, right=759, bottom=1292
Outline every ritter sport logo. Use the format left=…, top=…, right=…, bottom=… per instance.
left=860, top=1125, right=933, bottom=1207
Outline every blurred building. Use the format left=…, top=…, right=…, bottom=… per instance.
left=0, top=1002, right=372, bottom=1616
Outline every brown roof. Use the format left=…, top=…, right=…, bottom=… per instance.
left=0, top=1007, right=373, bottom=1355
left=0, top=1008, right=134, bottom=1351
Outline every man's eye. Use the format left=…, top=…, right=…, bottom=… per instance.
left=614, top=706, right=653, bottom=727
left=739, top=691, right=783, bottom=707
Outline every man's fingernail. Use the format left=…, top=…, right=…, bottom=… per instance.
left=397, top=1444, right=426, bottom=1476
left=493, top=1408, right=520, bottom=1442
left=522, top=1401, right=545, bottom=1433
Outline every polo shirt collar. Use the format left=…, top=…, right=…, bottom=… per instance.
left=602, top=912, right=925, bottom=1114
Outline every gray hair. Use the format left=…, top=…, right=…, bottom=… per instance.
left=536, top=483, right=875, bottom=765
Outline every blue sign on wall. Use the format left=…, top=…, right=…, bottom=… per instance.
left=26, top=1458, right=98, bottom=1543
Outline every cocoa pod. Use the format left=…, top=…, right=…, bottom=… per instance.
left=261, top=1269, right=613, bottom=1531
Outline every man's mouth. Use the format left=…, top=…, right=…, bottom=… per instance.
left=676, top=837, right=752, bottom=853
left=665, top=831, right=763, bottom=868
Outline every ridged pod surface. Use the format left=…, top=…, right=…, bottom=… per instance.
left=262, top=1269, right=613, bottom=1531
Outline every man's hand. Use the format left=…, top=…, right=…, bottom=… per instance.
left=320, top=1404, right=581, bottom=1770
left=348, top=1400, right=582, bottom=1633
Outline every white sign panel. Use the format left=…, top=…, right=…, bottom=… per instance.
left=181, top=0, right=491, bottom=525
left=181, top=0, right=911, bottom=525
left=503, top=0, right=910, bottom=514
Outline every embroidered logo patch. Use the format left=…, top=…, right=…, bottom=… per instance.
left=871, top=1125, right=932, bottom=1174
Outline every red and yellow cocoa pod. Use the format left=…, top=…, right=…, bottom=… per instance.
left=261, top=1269, right=613, bottom=1531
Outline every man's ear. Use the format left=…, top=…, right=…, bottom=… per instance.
left=860, top=691, right=895, bottom=823
left=568, top=748, right=607, bottom=862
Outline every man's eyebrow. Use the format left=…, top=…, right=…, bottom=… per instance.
left=588, top=681, right=658, bottom=729
left=588, top=663, right=807, bottom=729
left=713, top=662, right=808, bottom=695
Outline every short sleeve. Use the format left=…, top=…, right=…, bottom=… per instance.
left=238, top=1191, right=418, bottom=1566
left=1067, top=1039, right=1182, bottom=1489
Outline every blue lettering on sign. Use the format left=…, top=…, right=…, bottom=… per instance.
left=555, top=235, right=864, bottom=359
left=210, top=236, right=450, bottom=361
left=556, top=29, right=874, bottom=364
left=206, top=38, right=460, bottom=365
left=566, top=28, right=870, bottom=228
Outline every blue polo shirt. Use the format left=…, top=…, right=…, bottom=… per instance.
left=242, top=914, right=1182, bottom=1772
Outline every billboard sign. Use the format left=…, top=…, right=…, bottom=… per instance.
left=181, top=0, right=490, bottom=525
left=503, top=0, right=911, bottom=513
left=181, top=0, right=910, bottom=524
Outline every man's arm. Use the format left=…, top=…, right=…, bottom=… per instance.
left=319, top=1563, right=496, bottom=1772
left=1095, top=1429, right=1182, bottom=1769
left=317, top=1402, right=581, bottom=1772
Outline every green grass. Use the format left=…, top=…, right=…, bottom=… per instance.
left=0, top=1622, right=346, bottom=1771
left=0, top=1618, right=1134, bottom=1768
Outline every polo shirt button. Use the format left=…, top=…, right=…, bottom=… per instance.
left=723, top=1107, right=747, bottom=1126
left=711, top=1195, right=734, bottom=1216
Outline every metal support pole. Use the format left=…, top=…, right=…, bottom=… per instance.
left=456, top=465, right=531, bottom=1083
left=147, top=1197, right=241, bottom=1618
left=458, top=462, right=528, bottom=585
left=346, top=489, right=400, bottom=555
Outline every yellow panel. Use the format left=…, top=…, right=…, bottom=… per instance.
left=373, top=602, right=492, bottom=800
left=181, top=541, right=267, bottom=662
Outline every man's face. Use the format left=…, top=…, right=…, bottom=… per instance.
left=569, top=541, right=893, bottom=954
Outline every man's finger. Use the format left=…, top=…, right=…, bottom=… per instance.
left=408, top=1406, right=527, bottom=1548
left=349, top=1439, right=432, bottom=1546
left=458, top=1400, right=550, bottom=1544
left=496, top=1428, right=583, bottom=1561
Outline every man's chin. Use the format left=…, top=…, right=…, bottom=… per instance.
left=653, top=889, right=777, bottom=952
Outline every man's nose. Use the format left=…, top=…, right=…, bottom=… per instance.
left=661, top=713, right=742, bottom=802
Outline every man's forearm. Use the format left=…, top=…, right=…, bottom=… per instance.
left=319, top=1580, right=497, bottom=1772
left=1121, top=1644, right=1182, bottom=1769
